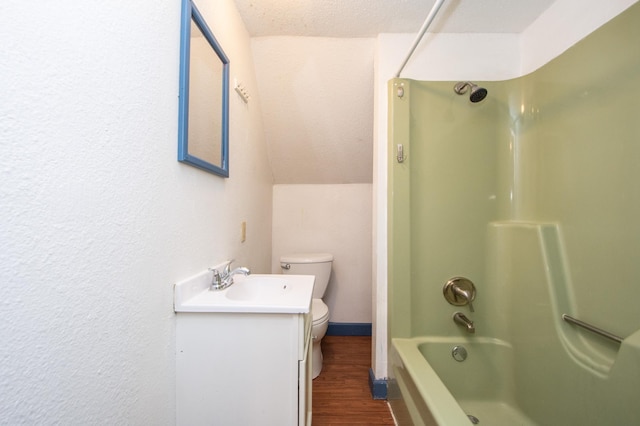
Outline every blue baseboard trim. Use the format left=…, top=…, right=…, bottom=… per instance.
left=326, top=322, right=372, bottom=336
left=368, top=368, right=387, bottom=400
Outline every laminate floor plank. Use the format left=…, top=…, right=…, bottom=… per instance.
left=312, top=336, right=395, bottom=425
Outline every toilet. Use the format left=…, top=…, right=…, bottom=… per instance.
left=280, top=253, right=333, bottom=379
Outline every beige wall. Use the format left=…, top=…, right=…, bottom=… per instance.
left=272, top=184, right=372, bottom=323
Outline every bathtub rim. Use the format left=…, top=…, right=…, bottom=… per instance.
left=391, top=336, right=473, bottom=425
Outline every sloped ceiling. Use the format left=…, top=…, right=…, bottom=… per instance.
left=251, top=37, right=374, bottom=184
left=234, top=0, right=558, bottom=184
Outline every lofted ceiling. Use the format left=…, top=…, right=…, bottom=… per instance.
left=233, top=0, right=559, bottom=184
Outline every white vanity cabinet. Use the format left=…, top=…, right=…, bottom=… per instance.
left=174, top=272, right=314, bottom=426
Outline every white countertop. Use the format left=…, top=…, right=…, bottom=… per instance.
left=174, top=270, right=314, bottom=314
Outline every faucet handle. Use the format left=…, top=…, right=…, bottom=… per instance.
left=443, top=277, right=476, bottom=312
left=453, top=286, right=475, bottom=312
left=223, top=259, right=235, bottom=275
left=208, top=267, right=222, bottom=289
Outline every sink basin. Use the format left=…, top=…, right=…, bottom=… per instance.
left=174, top=270, right=315, bottom=314
left=225, top=276, right=292, bottom=301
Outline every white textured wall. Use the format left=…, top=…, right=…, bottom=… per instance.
left=272, top=184, right=372, bottom=323
left=0, top=0, right=272, bottom=423
left=372, top=0, right=637, bottom=380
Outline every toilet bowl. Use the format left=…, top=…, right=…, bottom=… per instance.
left=311, top=299, right=329, bottom=378
left=280, top=253, right=333, bottom=378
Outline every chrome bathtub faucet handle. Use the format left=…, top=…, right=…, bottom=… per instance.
left=463, top=288, right=475, bottom=312
left=452, top=286, right=475, bottom=312
left=443, top=277, right=476, bottom=312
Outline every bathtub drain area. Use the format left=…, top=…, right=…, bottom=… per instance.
left=451, top=345, right=468, bottom=362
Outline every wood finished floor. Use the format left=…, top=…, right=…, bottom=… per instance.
left=312, top=336, right=395, bottom=425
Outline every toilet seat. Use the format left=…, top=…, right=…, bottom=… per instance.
left=312, top=299, right=329, bottom=325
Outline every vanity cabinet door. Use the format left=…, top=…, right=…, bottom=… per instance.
left=176, top=312, right=303, bottom=425
left=298, top=313, right=312, bottom=425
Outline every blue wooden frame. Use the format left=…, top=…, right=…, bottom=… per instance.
left=178, top=0, right=230, bottom=177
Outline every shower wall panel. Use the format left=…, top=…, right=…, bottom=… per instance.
left=388, top=1, right=640, bottom=341
left=522, top=4, right=640, bottom=343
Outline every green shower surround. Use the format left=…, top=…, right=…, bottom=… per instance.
left=388, top=2, right=640, bottom=424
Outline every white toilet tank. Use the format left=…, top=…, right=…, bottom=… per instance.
left=280, top=253, right=333, bottom=298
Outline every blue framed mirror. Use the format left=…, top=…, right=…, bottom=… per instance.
left=178, top=0, right=230, bottom=177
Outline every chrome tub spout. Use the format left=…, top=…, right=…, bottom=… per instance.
left=453, top=312, right=475, bottom=334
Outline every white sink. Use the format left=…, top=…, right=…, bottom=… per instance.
left=174, top=269, right=314, bottom=314
left=226, top=276, right=293, bottom=301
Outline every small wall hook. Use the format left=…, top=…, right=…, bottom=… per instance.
left=234, top=78, right=250, bottom=103
left=397, top=144, right=406, bottom=163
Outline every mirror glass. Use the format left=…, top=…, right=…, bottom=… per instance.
left=178, top=0, right=230, bottom=177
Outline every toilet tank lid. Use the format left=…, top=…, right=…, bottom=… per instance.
left=280, top=253, right=333, bottom=263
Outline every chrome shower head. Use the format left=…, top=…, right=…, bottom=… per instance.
left=454, top=81, right=488, bottom=103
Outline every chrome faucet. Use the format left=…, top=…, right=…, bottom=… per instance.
left=443, top=277, right=476, bottom=312
left=209, top=261, right=251, bottom=291
left=453, top=312, right=475, bottom=334
left=452, top=286, right=475, bottom=312
left=224, top=266, right=251, bottom=285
